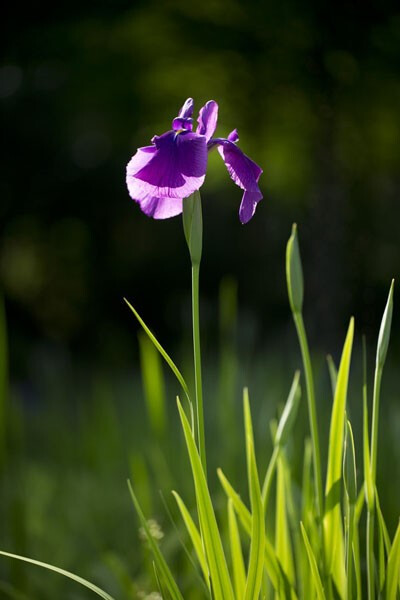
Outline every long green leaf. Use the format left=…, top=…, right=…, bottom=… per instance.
left=228, top=499, right=246, bottom=600
left=172, top=491, right=210, bottom=586
left=139, top=331, right=167, bottom=437
left=177, top=398, right=234, bottom=600
left=127, top=481, right=184, bottom=600
left=124, top=299, right=190, bottom=402
left=300, top=524, right=326, bottom=600
left=275, top=454, right=295, bottom=587
left=0, top=551, right=115, bottom=600
left=217, top=468, right=282, bottom=594
left=323, top=317, right=354, bottom=594
left=386, top=520, right=400, bottom=600
left=243, top=390, right=265, bottom=600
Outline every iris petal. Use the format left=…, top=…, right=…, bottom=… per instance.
left=197, top=101, right=218, bottom=141
left=216, top=139, right=263, bottom=223
left=178, top=98, right=194, bottom=118
left=139, top=196, right=183, bottom=219
left=126, top=130, right=207, bottom=203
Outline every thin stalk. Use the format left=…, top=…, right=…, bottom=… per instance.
left=261, top=445, right=279, bottom=509
left=346, top=502, right=355, bottom=600
left=191, top=263, right=206, bottom=476
left=370, top=365, right=382, bottom=484
left=366, top=511, right=375, bottom=600
left=292, top=312, right=324, bottom=527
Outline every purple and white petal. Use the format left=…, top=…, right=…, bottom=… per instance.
left=228, top=129, right=239, bottom=143
left=178, top=98, right=194, bottom=119
left=197, top=100, right=218, bottom=141
left=139, top=196, right=183, bottom=219
left=126, top=130, right=207, bottom=201
left=239, top=189, right=263, bottom=224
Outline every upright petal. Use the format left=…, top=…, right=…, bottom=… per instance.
left=197, top=100, right=218, bottom=141
left=178, top=98, right=194, bottom=118
left=126, top=130, right=207, bottom=202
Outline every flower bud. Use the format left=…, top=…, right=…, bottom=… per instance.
left=376, top=279, right=394, bottom=370
left=286, top=223, right=304, bottom=315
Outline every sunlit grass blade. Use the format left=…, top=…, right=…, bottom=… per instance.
left=177, top=398, right=234, bottom=600
left=363, top=393, right=375, bottom=600
left=343, top=420, right=357, bottom=600
left=139, top=331, right=167, bottom=437
left=386, top=520, right=400, bottom=600
left=375, top=489, right=391, bottom=555
left=217, top=468, right=281, bottom=593
left=323, top=317, right=354, bottom=594
left=127, top=481, right=184, bottom=600
left=243, top=389, right=265, bottom=600
left=228, top=499, right=246, bottom=600
left=0, top=551, right=115, bottom=600
left=124, top=298, right=191, bottom=403
left=300, top=523, right=326, bottom=600
left=275, top=455, right=295, bottom=587
left=172, top=491, right=210, bottom=587
left=326, top=354, right=338, bottom=398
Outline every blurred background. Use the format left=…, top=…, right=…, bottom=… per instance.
left=1, top=0, right=399, bottom=598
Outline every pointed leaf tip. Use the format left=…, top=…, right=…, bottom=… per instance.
left=377, top=279, right=394, bottom=369
left=286, top=223, right=303, bottom=314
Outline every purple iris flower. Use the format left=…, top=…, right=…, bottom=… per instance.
left=126, top=98, right=263, bottom=224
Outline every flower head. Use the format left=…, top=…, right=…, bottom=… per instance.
left=126, top=98, right=263, bottom=223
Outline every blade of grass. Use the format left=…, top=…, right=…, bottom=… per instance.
left=363, top=394, right=375, bottom=600
left=323, top=317, right=354, bottom=594
left=275, top=454, right=295, bottom=587
left=217, top=468, right=286, bottom=595
left=386, top=520, right=400, bottom=600
left=326, top=355, right=337, bottom=398
left=343, top=420, right=357, bottom=600
left=124, top=298, right=191, bottom=405
left=177, top=398, right=234, bottom=600
left=127, top=481, right=184, bottom=600
left=228, top=499, right=246, bottom=600
left=138, top=331, right=167, bottom=438
left=0, top=551, right=115, bottom=600
left=172, top=491, right=210, bottom=587
left=300, top=524, right=326, bottom=600
left=243, top=389, right=265, bottom=600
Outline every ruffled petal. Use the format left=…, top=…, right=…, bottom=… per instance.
left=139, top=196, right=183, bottom=219
left=197, top=100, right=218, bottom=141
left=126, top=130, right=207, bottom=202
left=178, top=98, right=194, bottom=118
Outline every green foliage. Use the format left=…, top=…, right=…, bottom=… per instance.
left=0, top=225, right=398, bottom=600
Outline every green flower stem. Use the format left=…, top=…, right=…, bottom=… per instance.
left=346, top=501, right=355, bottom=600
left=292, top=312, right=324, bottom=527
left=192, top=263, right=207, bottom=476
left=370, top=365, right=382, bottom=484
left=366, top=511, right=375, bottom=600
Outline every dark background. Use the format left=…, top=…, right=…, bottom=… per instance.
left=2, top=0, right=400, bottom=377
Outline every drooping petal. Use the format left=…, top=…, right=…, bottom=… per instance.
left=197, top=100, right=218, bottom=141
left=239, top=189, right=263, bottom=224
left=215, top=138, right=263, bottom=223
left=126, top=130, right=207, bottom=202
left=139, top=196, right=183, bottom=219
left=178, top=98, right=194, bottom=118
